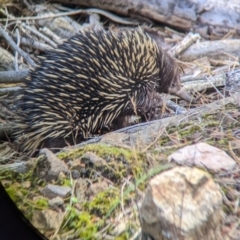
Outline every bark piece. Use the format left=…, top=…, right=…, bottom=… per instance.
left=140, top=167, right=223, bottom=240
left=54, top=0, right=240, bottom=38
left=225, top=69, right=240, bottom=96
left=180, top=39, right=240, bottom=62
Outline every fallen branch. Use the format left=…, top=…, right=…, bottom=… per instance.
left=0, top=8, right=139, bottom=25
left=0, top=70, right=29, bottom=83
left=180, top=39, right=240, bottom=61
left=168, top=32, right=201, bottom=57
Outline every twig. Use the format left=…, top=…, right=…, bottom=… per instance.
left=0, top=8, right=139, bottom=25
left=120, top=176, right=132, bottom=221
left=129, top=229, right=141, bottom=240
left=14, top=28, right=20, bottom=71
left=206, top=76, right=225, bottom=98
left=19, top=36, right=53, bottom=51
left=166, top=99, right=187, bottom=114
left=0, top=86, right=22, bottom=95
left=0, top=70, right=29, bottom=83
left=181, top=75, right=209, bottom=83
left=183, top=73, right=226, bottom=92
left=21, top=22, right=58, bottom=48
left=0, top=26, right=35, bottom=66
left=169, top=32, right=201, bottom=57
left=40, top=26, right=63, bottom=45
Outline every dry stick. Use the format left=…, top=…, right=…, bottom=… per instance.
left=94, top=223, right=113, bottom=239
left=14, top=28, right=20, bottom=71
left=129, top=229, right=141, bottom=240
left=40, top=26, right=63, bottom=45
left=206, top=76, right=225, bottom=98
left=166, top=99, right=187, bottom=114
left=1, top=9, right=58, bottom=49
left=120, top=176, right=132, bottom=220
left=0, top=8, right=139, bottom=25
left=21, top=22, right=58, bottom=48
left=0, top=70, right=29, bottom=83
left=61, top=14, right=84, bottom=32
left=19, top=36, right=53, bottom=51
left=168, top=32, right=201, bottom=57
left=181, top=39, right=240, bottom=62
left=183, top=73, right=226, bottom=92
left=181, top=75, right=209, bottom=83
left=228, top=142, right=240, bottom=164
left=0, top=26, right=35, bottom=66
left=0, top=86, right=22, bottom=95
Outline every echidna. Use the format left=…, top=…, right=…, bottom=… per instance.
left=14, top=28, right=194, bottom=154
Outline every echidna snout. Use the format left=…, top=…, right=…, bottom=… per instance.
left=154, top=50, right=195, bottom=103
left=168, top=76, right=195, bottom=103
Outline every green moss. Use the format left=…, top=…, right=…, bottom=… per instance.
left=202, top=113, right=218, bottom=120
left=61, top=178, right=71, bottom=187
left=0, top=171, right=13, bottom=180
left=204, top=121, right=219, bottom=128
left=165, top=124, right=177, bottom=134
left=107, top=164, right=172, bottom=218
left=62, top=209, right=99, bottom=239
left=56, top=151, right=69, bottom=159
left=222, top=204, right=232, bottom=214
left=5, top=184, right=23, bottom=202
left=177, top=122, right=192, bottom=129
left=58, top=143, right=139, bottom=161
left=225, top=103, right=238, bottom=110
left=58, top=143, right=148, bottom=183
left=32, top=197, right=48, bottom=208
left=0, top=168, right=34, bottom=182
left=158, top=136, right=171, bottom=145
left=178, top=125, right=202, bottom=137
left=85, top=188, right=120, bottom=216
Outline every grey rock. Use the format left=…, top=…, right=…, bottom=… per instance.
left=39, top=148, right=69, bottom=181
left=168, top=142, right=236, bottom=172
left=48, top=196, right=64, bottom=208
left=32, top=209, right=64, bottom=230
left=71, top=169, right=80, bottom=179
left=42, top=184, right=71, bottom=199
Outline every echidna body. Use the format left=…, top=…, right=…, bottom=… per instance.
left=15, top=29, right=193, bottom=153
